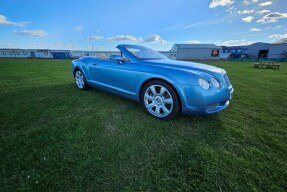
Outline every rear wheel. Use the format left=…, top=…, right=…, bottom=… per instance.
left=74, top=69, right=89, bottom=90
left=141, top=80, right=180, bottom=120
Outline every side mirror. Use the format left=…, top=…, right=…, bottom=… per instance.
left=109, top=55, right=124, bottom=64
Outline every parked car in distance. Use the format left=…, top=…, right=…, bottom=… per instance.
left=71, top=55, right=80, bottom=59
left=72, top=45, right=234, bottom=120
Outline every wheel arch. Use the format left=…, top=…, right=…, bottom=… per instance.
left=139, top=78, right=182, bottom=110
left=73, top=66, right=89, bottom=78
left=73, top=67, right=81, bottom=76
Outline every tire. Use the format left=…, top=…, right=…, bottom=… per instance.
left=141, top=80, right=180, bottom=120
left=74, top=69, right=89, bottom=90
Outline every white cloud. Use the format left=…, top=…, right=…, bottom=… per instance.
left=14, top=30, right=48, bottom=37
left=0, top=15, right=29, bottom=27
left=238, top=10, right=254, bottom=14
left=256, top=10, right=271, bottom=14
left=54, top=43, right=62, bottom=46
left=249, top=27, right=274, bottom=32
left=257, top=12, right=287, bottom=24
left=3, top=43, right=14, bottom=48
left=257, top=19, right=276, bottom=24
left=209, top=0, right=234, bottom=8
left=243, top=0, right=258, bottom=5
left=107, top=35, right=140, bottom=42
left=183, top=14, right=235, bottom=29
left=30, top=43, right=52, bottom=48
left=187, top=40, right=202, bottom=44
left=268, top=33, right=287, bottom=39
left=86, top=45, right=104, bottom=50
left=53, top=43, right=73, bottom=48
left=274, top=25, right=282, bottom=29
left=226, top=6, right=237, bottom=13
left=259, top=1, right=273, bottom=6
left=106, top=34, right=168, bottom=44
left=162, top=23, right=186, bottom=31
left=242, top=16, right=254, bottom=22
left=144, top=35, right=168, bottom=44
left=265, top=12, right=287, bottom=19
left=87, top=36, right=104, bottom=40
left=221, top=39, right=253, bottom=46
left=250, top=28, right=261, bottom=31
left=75, top=26, right=83, bottom=32
left=28, top=42, right=74, bottom=49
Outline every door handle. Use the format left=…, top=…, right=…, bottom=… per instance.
left=92, top=64, right=97, bottom=66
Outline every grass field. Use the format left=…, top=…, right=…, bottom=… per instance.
left=1, top=59, right=286, bottom=191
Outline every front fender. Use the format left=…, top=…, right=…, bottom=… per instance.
left=71, top=57, right=95, bottom=81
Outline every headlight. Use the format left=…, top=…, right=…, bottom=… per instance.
left=198, top=78, right=210, bottom=90
left=211, top=78, right=220, bottom=89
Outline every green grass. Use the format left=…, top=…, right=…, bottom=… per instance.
left=1, top=59, right=286, bottom=191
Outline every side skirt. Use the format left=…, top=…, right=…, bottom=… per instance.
left=87, top=80, right=140, bottom=102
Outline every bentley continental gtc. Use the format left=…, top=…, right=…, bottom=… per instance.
left=72, top=45, right=234, bottom=120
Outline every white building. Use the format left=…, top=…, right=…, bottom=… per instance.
left=170, top=44, right=221, bottom=60
left=71, top=51, right=119, bottom=59
left=32, top=50, right=51, bottom=58
left=0, top=49, right=73, bottom=59
left=0, top=49, right=53, bottom=58
left=0, top=49, right=31, bottom=58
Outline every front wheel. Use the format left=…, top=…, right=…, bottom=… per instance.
left=74, top=69, right=89, bottom=90
left=141, top=81, right=180, bottom=120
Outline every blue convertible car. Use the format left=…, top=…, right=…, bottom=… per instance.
left=72, top=45, right=233, bottom=120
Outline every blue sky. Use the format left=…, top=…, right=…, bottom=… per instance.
left=0, top=0, right=286, bottom=51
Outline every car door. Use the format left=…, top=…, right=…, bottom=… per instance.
left=91, top=59, right=133, bottom=94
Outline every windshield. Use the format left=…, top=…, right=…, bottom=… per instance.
left=124, top=45, right=167, bottom=60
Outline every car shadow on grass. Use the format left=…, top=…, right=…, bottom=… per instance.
left=1, top=82, right=225, bottom=131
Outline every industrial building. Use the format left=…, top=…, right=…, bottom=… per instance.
left=0, top=39, right=286, bottom=61
left=220, top=46, right=248, bottom=59
left=0, top=49, right=71, bottom=59
left=0, top=49, right=121, bottom=59
left=0, top=49, right=32, bottom=58
left=219, top=38, right=287, bottom=60
left=171, top=44, right=221, bottom=60
left=50, top=50, right=71, bottom=59
left=220, top=43, right=271, bottom=59
left=268, top=38, right=287, bottom=60
left=71, top=51, right=119, bottom=59
left=244, top=42, right=271, bottom=58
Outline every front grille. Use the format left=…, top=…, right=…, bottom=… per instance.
left=223, top=74, right=231, bottom=88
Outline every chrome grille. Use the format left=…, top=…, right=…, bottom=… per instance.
left=223, top=74, right=231, bottom=88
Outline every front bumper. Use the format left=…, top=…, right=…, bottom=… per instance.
left=176, top=84, right=234, bottom=115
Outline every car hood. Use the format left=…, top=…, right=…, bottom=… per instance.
left=142, top=59, right=225, bottom=75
